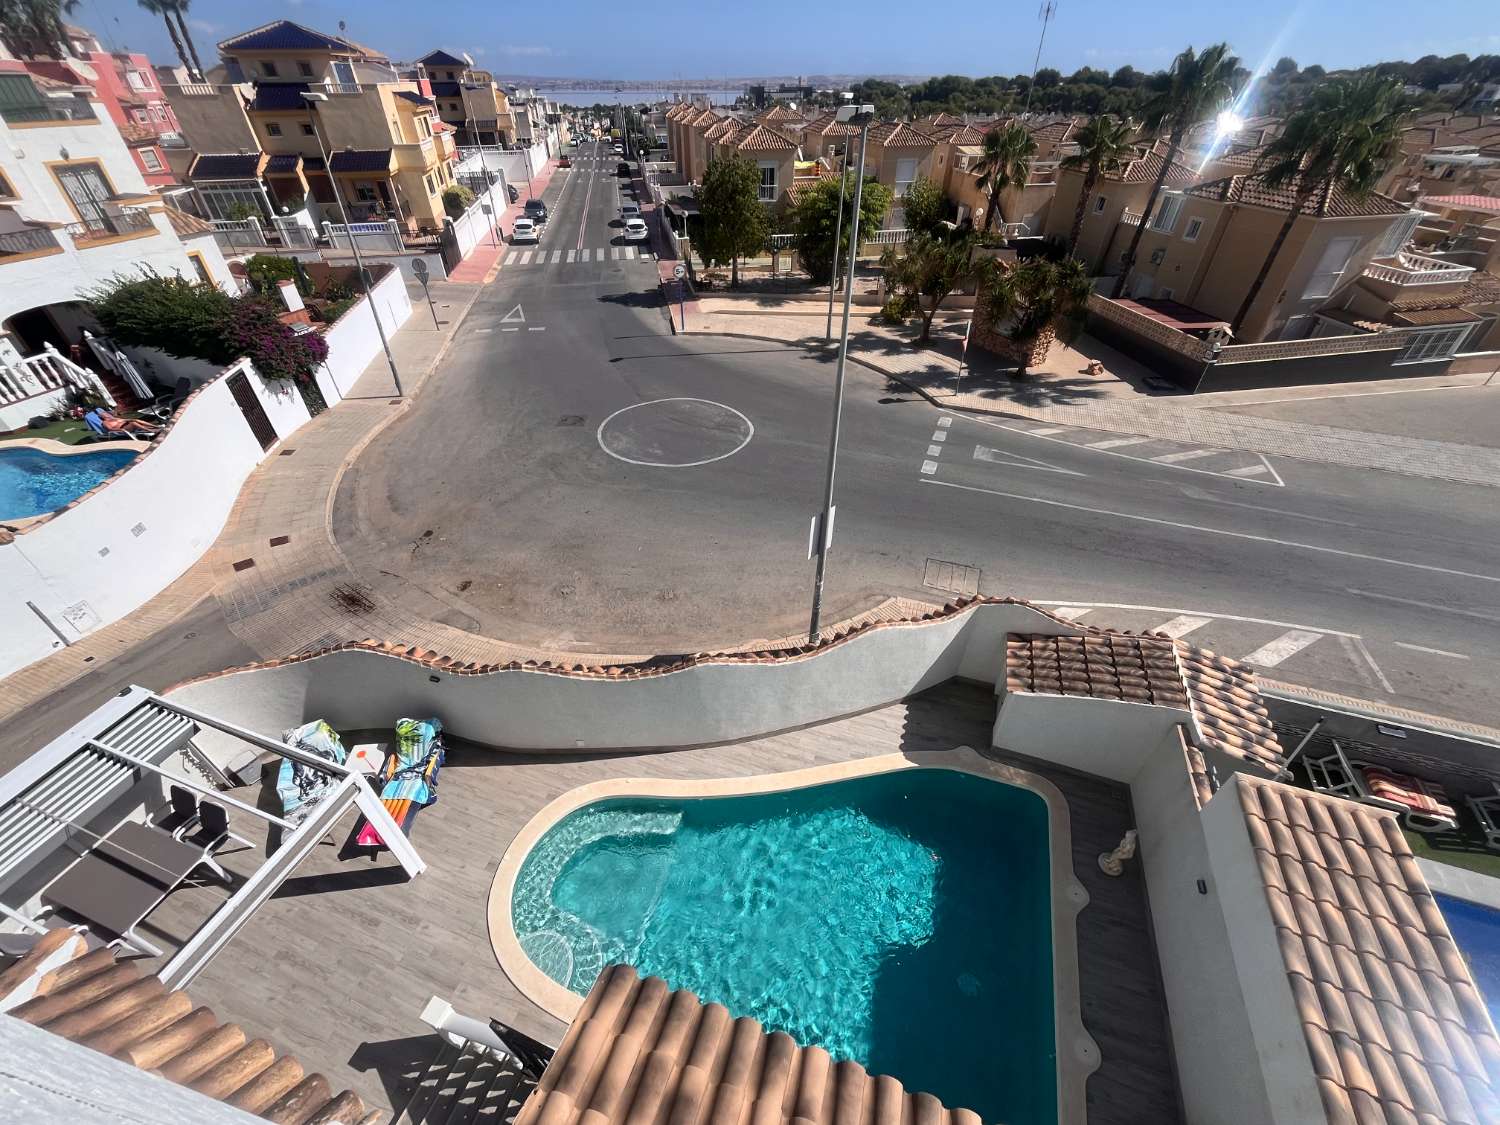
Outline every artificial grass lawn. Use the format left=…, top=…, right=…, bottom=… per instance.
left=1403, top=822, right=1500, bottom=879
left=0, top=417, right=92, bottom=445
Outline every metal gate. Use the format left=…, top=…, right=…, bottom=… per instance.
left=226, top=369, right=278, bottom=451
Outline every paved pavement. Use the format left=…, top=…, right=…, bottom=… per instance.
left=685, top=302, right=1500, bottom=489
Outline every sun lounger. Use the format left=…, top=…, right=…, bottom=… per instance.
left=1465, top=782, right=1500, bottom=851
left=356, top=718, right=444, bottom=849
left=1305, top=741, right=1457, bottom=833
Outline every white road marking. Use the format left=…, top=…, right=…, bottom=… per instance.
left=921, top=460, right=938, bottom=475
left=1239, top=629, right=1323, bottom=668
left=1394, top=641, right=1471, bottom=660
left=1350, top=635, right=1395, bottom=693
left=550, top=250, right=562, bottom=263
left=1151, top=448, right=1220, bottom=464
left=921, top=478, right=1500, bottom=584
left=1087, top=436, right=1150, bottom=449
left=1154, top=614, right=1213, bottom=638
left=1224, top=464, right=1271, bottom=478
left=474, top=327, right=493, bottom=335
left=1049, top=606, right=1093, bottom=619
left=927, top=444, right=942, bottom=456
left=1026, top=426, right=1070, bottom=436
left=1344, top=588, right=1500, bottom=623
left=519, top=251, right=534, bottom=264
left=501, top=304, right=525, bottom=323
left=1031, top=599, right=1359, bottom=637
left=501, top=327, right=520, bottom=332
left=971, top=446, right=1086, bottom=476
left=528, top=326, right=546, bottom=332
left=931, top=430, right=948, bottom=442
left=567, top=250, right=578, bottom=262
left=936, top=416, right=952, bottom=428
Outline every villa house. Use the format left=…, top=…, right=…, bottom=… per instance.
left=706, top=120, right=800, bottom=205
left=413, top=49, right=515, bottom=147
left=0, top=65, right=233, bottom=427
left=938, top=123, right=1059, bottom=234
left=1042, top=143, right=1196, bottom=273
left=863, top=121, right=939, bottom=202
left=1379, top=113, right=1500, bottom=204
left=161, top=20, right=458, bottom=232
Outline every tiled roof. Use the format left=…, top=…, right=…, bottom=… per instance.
left=733, top=123, right=798, bottom=153
left=219, top=19, right=362, bottom=54
left=328, top=148, right=393, bottom=173
left=418, top=49, right=467, bottom=67
left=1235, top=775, right=1500, bottom=1124
left=702, top=117, right=738, bottom=143
left=395, top=90, right=436, bottom=106
left=164, top=208, right=214, bottom=238
left=427, top=81, right=460, bottom=98
left=1389, top=270, right=1500, bottom=310
left=869, top=122, right=937, bottom=148
left=1389, top=307, right=1484, bottom=326
left=1116, top=147, right=1196, bottom=186
left=514, top=964, right=984, bottom=1125
left=1005, top=632, right=1286, bottom=774
left=263, top=152, right=301, bottom=174
left=1186, top=172, right=1410, bottom=218
left=943, top=124, right=988, bottom=146
left=0, top=928, right=377, bottom=1123
left=188, top=152, right=263, bottom=180
left=755, top=105, right=802, bottom=124
left=1027, top=120, right=1077, bottom=145
left=927, top=111, right=962, bottom=126
left=248, top=81, right=310, bottom=112
left=1417, top=193, right=1500, bottom=215
left=687, top=108, right=720, bottom=127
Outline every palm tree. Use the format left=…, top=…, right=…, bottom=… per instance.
left=136, top=0, right=188, bottom=76
left=171, top=0, right=206, bottom=82
left=1061, top=116, right=1136, bottom=255
left=972, top=122, right=1037, bottom=233
left=977, top=256, right=1093, bottom=374
left=1112, top=42, right=1239, bottom=297
left=0, top=0, right=78, bottom=58
left=1231, top=74, right=1412, bottom=335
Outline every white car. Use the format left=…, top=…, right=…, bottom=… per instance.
left=511, top=217, right=539, bottom=243
left=620, top=201, right=640, bottom=222
left=623, top=216, right=648, bottom=244
left=612, top=143, right=624, bottom=155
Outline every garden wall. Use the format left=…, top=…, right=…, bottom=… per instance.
left=314, top=265, right=413, bottom=401
left=0, top=358, right=306, bottom=676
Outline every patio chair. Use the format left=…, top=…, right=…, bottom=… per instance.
left=139, top=377, right=191, bottom=423
left=177, top=800, right=253, bottom=882
left=81, top=412, right=140, bottom=443
left=1306, top=741, right=1458, bottom=833
left=1465, top=782, right=1500, bottom=851
left=146, top=784, right=199, bottom=839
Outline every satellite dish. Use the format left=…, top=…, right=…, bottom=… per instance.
left=338, top=20, right=347, bottom=32
left=462, top=52, right=475, bottom=67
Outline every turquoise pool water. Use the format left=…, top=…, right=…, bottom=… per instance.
left=1436, top=893, right=1500, bottom=1029
left=0, top=446, right=137, bottom=520
left=511, top=769, right=1056, bottom=1125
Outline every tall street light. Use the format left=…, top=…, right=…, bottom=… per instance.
left=824, top=139, right=850, bottom=340
left=302, top=91, right=403, bottom=396
left=807, top=103, right=873, bottom=644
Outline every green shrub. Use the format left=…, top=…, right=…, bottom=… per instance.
left=244, top=253, right=307, bottom=297
left=442, top=184, right=476, bottom=219
left=318, top=296, right=359, bottom=324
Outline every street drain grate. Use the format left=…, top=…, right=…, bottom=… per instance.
left=231, top=558, right=256, bottom=572
left=330, top=583, right=376, bottom=614
left=923, top=558, right=980, bottom=597
left=556, top=415, right=586, bottom=427
left=278, top=448, right=296, bottom=456
left=269, top=535, right=290, bottom=547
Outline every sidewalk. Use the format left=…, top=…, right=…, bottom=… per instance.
left=687, top=299, right=1500, bottom=489
left=446, top=159, right=560, bottom=284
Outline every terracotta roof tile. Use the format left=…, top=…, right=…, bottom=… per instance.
left=755, top=105, right=803, bottom=124
left=1388, top=307, right=1484, bottom=327
left=868, top=122, right=937, bottom=148
left=514, top=964, right=986, bottom=1125
left=1235, top=775, right=1500, bottom=1124
left=1417, top=193, right=1500, bottom=215
left=732, top=123, right=798, bottom=153
left=0, top=930, right=371, bottom=1122
left=1388, top=271, right=1500, bottom=310
left=1027, top=120, right=1077, bottom=145
left=702, top=117, right=738, bottom=143
left=1186, top=172, right=1410, bottom=218
left=1115, top=147, right=1196, bottom=186
left=165, top=208, right=213, bottom=237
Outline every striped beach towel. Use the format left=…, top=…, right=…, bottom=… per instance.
left=356, top=717, right=445, bottom=847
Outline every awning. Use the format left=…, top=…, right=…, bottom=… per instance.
left=1115, top=297, right=1229, bottom=332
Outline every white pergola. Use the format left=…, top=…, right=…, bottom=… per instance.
left=0, top=686, right=424, bottom=989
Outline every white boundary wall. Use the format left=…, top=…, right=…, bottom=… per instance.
left=456, top=143, right=548, bottom=193
left=315, top=266, right=413, bottom=401
left=447, top=195, right=501, bottom=262
left=0, top=358, right=306, bottom=675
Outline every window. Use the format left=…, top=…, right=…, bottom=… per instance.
left=424, top=173, right=435, bottom=194
left=224, top=58, right=245, bottom=83
left=301, top=123, right=315, bottom=136
left=1151, top=192, right=1184, bottom=233
left=894, top=157, right=917, bottom=197
left=297, top=61, right=313, bottom=77
left=758, top=162, right=777, bottom=202
left=187, top=250, right=212, bottom=284
left=133, top=109, right=149, bottom=124
left=139, top=148, right=164, bottom=173
left=1374, top=211, right=1422, bottom=258
left=332, top=61, right=355, bottom=85
left=266, top=122, right=282, bottom=137
left=450, top=102, right=461, bottom=113
left=126, top=70, right=149, bottom=91
left=1397, top=324, right=1473, bottom=363
left=51, top=161, right=116, bottom=232
left=1300, top=235, right=1359, bottom=300
left=260, top=61, right=278, bottom=78
left=354, top=182, right=379, bottom=202
left=1183, top=217, right=1204, bottom=242
left=1093, top=194, right=1108, bottom=213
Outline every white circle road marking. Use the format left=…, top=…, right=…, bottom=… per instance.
left=596, top=397, right=754, bottom=468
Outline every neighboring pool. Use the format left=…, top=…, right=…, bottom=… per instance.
left=511, top=768, right=1056, bottom=1125
left=0, top=446, right=137, bottom=520
left=1436, top=893, right=1500, bottom=1028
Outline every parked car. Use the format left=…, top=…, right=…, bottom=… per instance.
left=617, top=161, right=631, bottom=177
left=524, top=198, right=548, bottom=224
left=511, top=217, right=539, bottom=243
left=620, top=201, right=641, bottom=222
left=559, top=155, right=571, bottom=168
left=623, top=216, right=649, bottom=244
left=612, top=143, right=624, bottom=155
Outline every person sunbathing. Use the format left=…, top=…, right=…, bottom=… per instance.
left=85, top=407, right=160, bottom=437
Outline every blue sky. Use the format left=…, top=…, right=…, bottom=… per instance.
left=79, top=0, right=1499, bottom=81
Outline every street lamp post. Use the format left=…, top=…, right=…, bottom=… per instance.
left=824, top=140, right=851, bottom=341
left=808, top=105, right=873, bottom=644
left=303, top=91, right=403, bottom=396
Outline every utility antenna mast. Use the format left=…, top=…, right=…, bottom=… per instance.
left=1023, top=1, right=1058, bottom=115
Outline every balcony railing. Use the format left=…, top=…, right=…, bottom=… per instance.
left=322, top=81, right=363, bottom=96
left=1119, top=210, right=1144, bottom=227
left=394, top=136, right=436, bottom=169
left=173, top=82, right=218, bottom=96
left=1362, top=251, right=1476, bottom=287
left=0, top=225, right=62, bottom=257
left=64, top=209, right=157, bottom=243
left=158, top=131, right=188, bottom=148
left=1, top=100, right=97, bottom=124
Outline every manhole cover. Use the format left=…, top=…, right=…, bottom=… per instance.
left=923, top=558, right=980, bottom=596
left=557, top=415, right=585, bottom=427
left=330, top=584, right=376, bottom=614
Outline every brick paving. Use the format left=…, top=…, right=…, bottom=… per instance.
left=688, top=301, right=1500, bottom=489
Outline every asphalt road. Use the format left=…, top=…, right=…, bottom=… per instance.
left=332, top=141, right=1500, bottom=725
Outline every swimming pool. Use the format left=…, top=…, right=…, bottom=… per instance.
left=1436, top=893, right=1500, bottom=1028
left=509, top=767, right=1058, bottom=1125
left=0, top=446, right=137, bottom=520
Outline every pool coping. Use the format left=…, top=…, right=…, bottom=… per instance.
left=486, top=746, right=1101, bottom=1125
left=0, top=437, right=147, bottom=530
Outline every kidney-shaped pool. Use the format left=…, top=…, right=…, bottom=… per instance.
left=0, top=445, right=138, bottom=520
left=509, top=767, right=1059, bottom=1125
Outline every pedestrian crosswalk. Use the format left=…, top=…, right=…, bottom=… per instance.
left=998, top=418, right=1285, bottom=485
left=502, top=246, right=652, bottom=266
